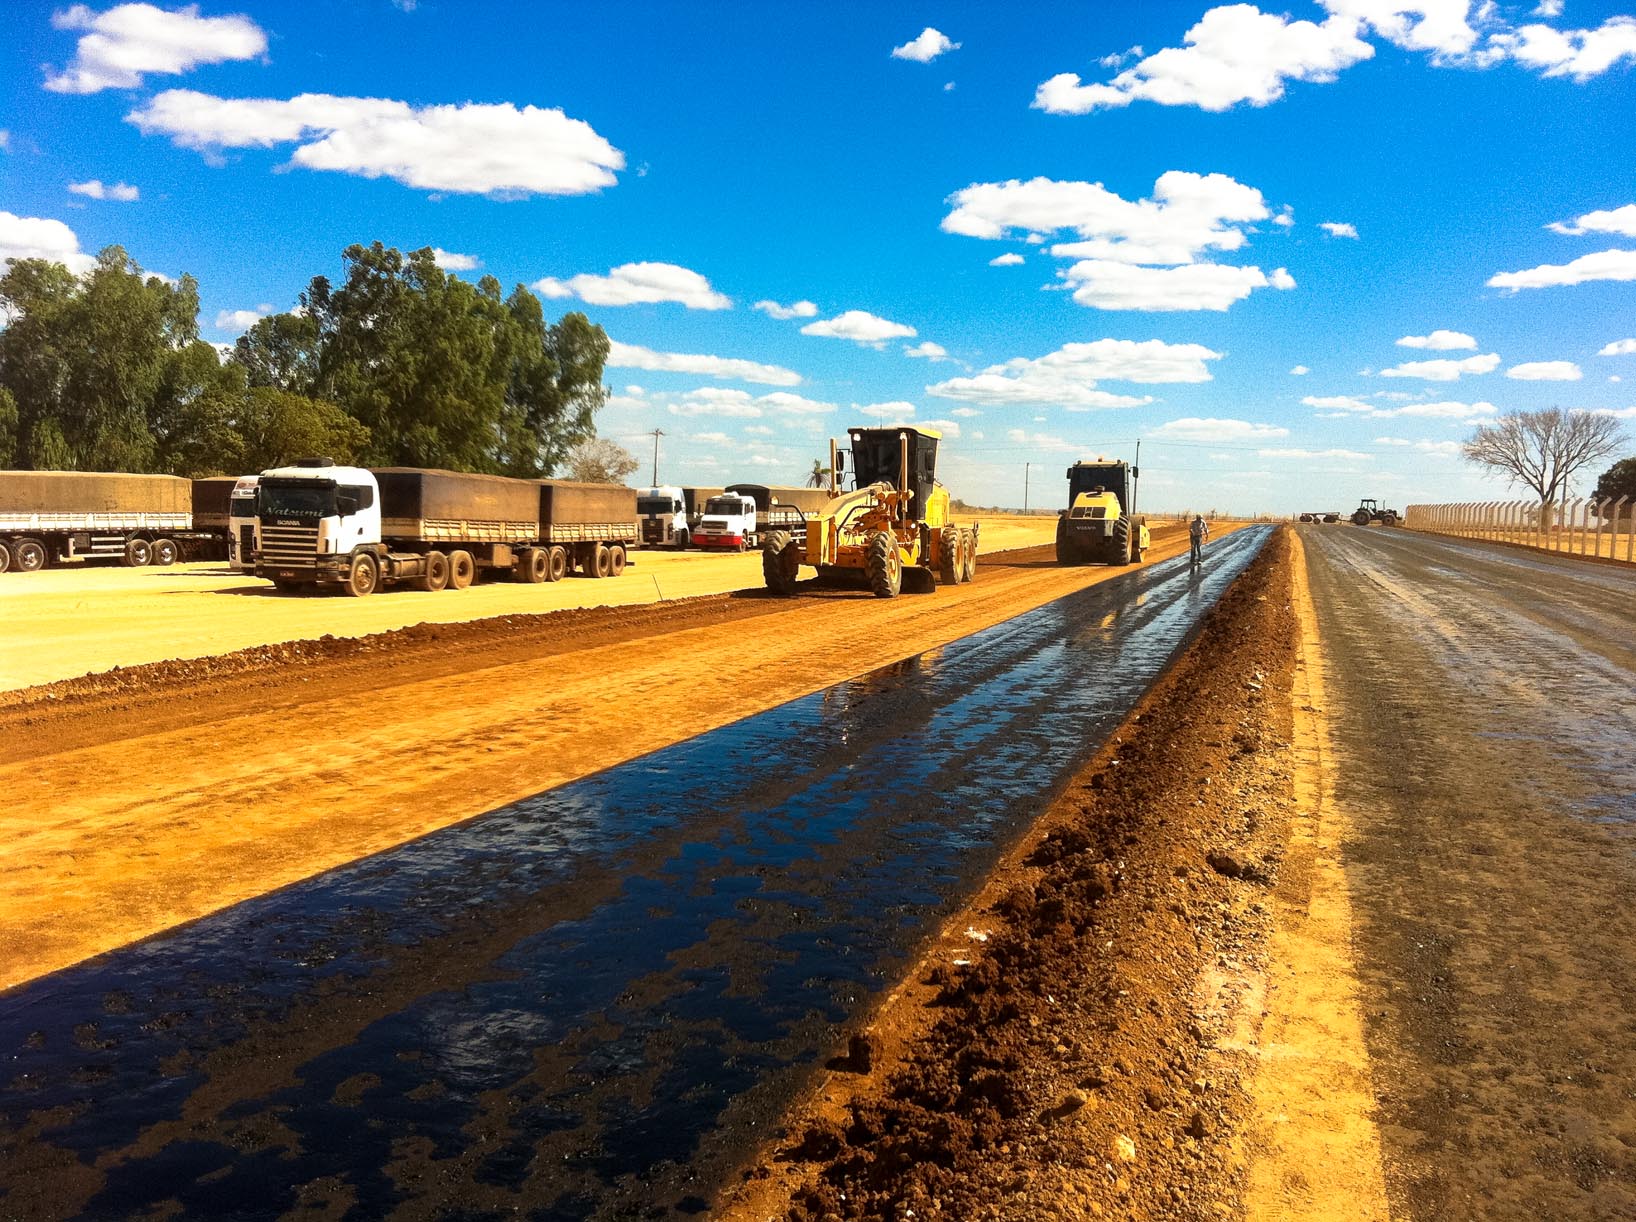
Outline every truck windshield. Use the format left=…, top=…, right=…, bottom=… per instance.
left=260, top=482, right=334, bottom=518
left=638, top=498, right=677, bottom=515
left=705, top=497, right=744, bottom=515
left=229, top=494, right=258, bottom=514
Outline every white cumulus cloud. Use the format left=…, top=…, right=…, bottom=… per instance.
left=535, top=262, right=729, bottom=309
left=753, top=298, right=818, bottom=320
left=45, top=3, right=267, bottom=94
left=214, top=307, right=263, bottom=331
left=1380, top=353, right=1501, bottom=380
left=1320, top=220, right=1359, bottom=238
left=857, top=401, right=918, bottom=419
left=1323, top=0, right=1483, bottom=59
left=604, top=340, right=801, bottom=387
left=1506, top=360, right=1582, bottom=380
left=1259, top=447, right=1372, bottom=460
left=1546, top=204, right=1636, bottom=236
left=1600, top=338, right=1636, bottom=356
left=1375, top=436, right=1464, bottom=455
left=1061, top=260, right=1293, bottom=311
left=800, top=310, right=916, bottom=345
left=903, top=341, right=948, bottom=360
left=430, top=248, right=479, bottom=271
left=928, top=338, right=1221, bottom=409
left=989, top=252, right=1025, bottom=266
left=1397, top=329, right=1476, bottom=349
left=891, top=27, right=960, bottom=62
left=67, top=179, right=140, bottom=201
left=128, top=90, right=624, bottom=197
left=1290, top=365, right=1310, bottom=375
left=1033, top=6, right=1373, bottom=114
left=1487, top=249, right=1636, bottom=289
left=1303, top=394, right=1373, bottom=412
left=0, top=211, right=95, bottom=273
left=1149, top=417, right=1291, bottom=442
left=1488, top=17, right=1636, bottom=81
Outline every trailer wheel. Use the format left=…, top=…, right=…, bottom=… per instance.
left=419, top=550, right=451, bottom=592
left=588, top=543, right=611, bottom=578
left=546, top=546, right=568, bottom=582
left=151, top=538, right=179, bottom=566
left=513, top=547, right=544, bottom=584
left=608, top=544, right=627, bottom=577
left=448, top=549, right=475, bottom=590
left=0, top=541, right=9, bottom=574
left=940, top=526, right=964, bottom=584
left=866, top=531, right=902, bottom=599
left=123, top=537, right=152, bottom=567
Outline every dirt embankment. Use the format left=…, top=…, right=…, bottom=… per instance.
left=721, top=528, right=1301, bottom=1221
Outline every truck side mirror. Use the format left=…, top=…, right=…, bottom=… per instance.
left=336, top=495, right=358, bottom=516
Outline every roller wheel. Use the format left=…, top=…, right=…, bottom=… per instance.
left=419, top=550, right=451, bottom=591
left=448, top=549, right=475, bottom=589
left=762, top=529, right=800, bottom=595
left=151, top=538, right=179, bottom=566
left=123, top=537, right=153, bottom=567
left=1054, top=518, right=1072, bottom=565
left=940, top=526, right=963, bottom=584
left=546, top=546, right=568, bottom=582
left=0, top=541, right=10, bottom=574
left=961, top=530, right=977, bottom=582
left=608, top=544, right=627, bottom=577
left=865, top=531, right=902, bottom=599
left=345, top=551, right=379, bottom=597
left=1112, top=518, right=1132, bottom=565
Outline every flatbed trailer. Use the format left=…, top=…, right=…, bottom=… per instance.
left=0, top=470, right=232, bottom=573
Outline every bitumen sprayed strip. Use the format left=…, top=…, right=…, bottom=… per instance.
left=0, top=527, right=1269, bottom=1221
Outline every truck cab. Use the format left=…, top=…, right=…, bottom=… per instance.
left=226, top=475, right=261, bottom=572
left=255, top=460, right=381, bottom=587
left=694, top=492, right=759, bottom=551
left=638, top=485, right=689, bottom=548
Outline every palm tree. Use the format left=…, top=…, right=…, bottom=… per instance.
left=807, top=458, right=832, bottom=489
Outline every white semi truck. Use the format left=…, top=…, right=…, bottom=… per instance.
left=637, top=485, right=690, bottom=549
left=692, top=491, right=761, bottom=551
left=255, top=460, right=638, bottom=596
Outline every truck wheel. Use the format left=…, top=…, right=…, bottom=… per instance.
left=151, top=538, right=179, bottom=566
left=866, top=531, right=902, bottom=599
left=608, top=544, right=628, bottom=577
left=345, top=552, right=380, bottom=597
left=448, top=550, right=475, bottom=590
left=0, top=541, right=9, bottom=574
left=940, top=526, right=963, bottom=584
left=961, top=530, right=977, bottom=582
left=419, top=550, right=451, bottom=591
left=514, top=547, right=544, bottom=584
left=585, top=543, right=609, bottom=578
left=546, top=546, right=568, bottom=582
left=123, top=537, right=153, bottom=567
left=762, top=530, right=800, bottom=595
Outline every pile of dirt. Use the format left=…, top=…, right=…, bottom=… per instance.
left=724, top=528, right=1300, bottom=1221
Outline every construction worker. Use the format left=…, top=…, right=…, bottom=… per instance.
left=1189, top=513, right=1209, bottom=566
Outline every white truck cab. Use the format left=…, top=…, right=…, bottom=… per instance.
left=638, top=485, right=688, bottom=548
left=226, top=475, right=261, bottom=572
left=693, top=492, right=760, bottom=551
left=256, top=460, right=381, bottom=587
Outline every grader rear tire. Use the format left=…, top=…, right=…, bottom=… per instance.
left=866, top=531, right=902, bottom=599
left=940, top=526, right=963, bottom=585
left=762, top=529, right=800, bottom=596
left=961, top=529, right=977, bottom=582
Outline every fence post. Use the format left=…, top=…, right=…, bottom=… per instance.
left=1592, top=497, right=1607, bottom=558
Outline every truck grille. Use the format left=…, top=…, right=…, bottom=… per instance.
left=259, top=522, right=320, bottom=567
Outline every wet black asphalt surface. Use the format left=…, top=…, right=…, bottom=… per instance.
left=1301, top=525, right=1636, bottom=1219
left=1, top=528, right=1268, bottom=1221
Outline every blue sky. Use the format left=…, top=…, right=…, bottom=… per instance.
left=3, top=0, right=1634, bottom=512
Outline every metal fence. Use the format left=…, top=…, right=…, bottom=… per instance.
left=1405, top=498, right=1636, bottom=563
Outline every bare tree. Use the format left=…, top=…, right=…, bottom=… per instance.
left=564, top=437, right=638, bottom=485
left=1463, top=408, right=1627, bottom=529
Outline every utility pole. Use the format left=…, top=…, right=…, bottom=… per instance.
left=649, top=429, right=664, bottom=487
left=1024, top=462, right=1030, bottom=514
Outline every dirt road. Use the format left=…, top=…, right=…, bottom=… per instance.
left=0, top=528, right=1267, bottom=1220
left=0, top=515, right=1060, bottom=692
left=1295, top=525, right=1636, bottom=1218
left=0, top=524, right=1218, bottom=995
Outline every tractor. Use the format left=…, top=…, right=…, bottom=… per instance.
left=1056, top=459, right=1150, bottom=565
left=1351, top=498, right=1401, bottom=526
left=761, top=425, right=977, bottom=598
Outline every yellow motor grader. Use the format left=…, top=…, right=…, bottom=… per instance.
left=761, top=425, right=977, bottom=598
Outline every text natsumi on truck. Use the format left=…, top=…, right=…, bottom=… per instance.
left=254, top=459, right=638, bottom=596
left=0, top=470, right=234, bottom=574
left=638, top=485, right=690, bottom=549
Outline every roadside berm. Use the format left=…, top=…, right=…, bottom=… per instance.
left=723, top=527, right=1305, bottom=1221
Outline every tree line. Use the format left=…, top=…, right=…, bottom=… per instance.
left=0, top=242, right=612, bottom=479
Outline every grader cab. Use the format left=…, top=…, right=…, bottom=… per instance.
left=761, top=426, right=978, bottom=598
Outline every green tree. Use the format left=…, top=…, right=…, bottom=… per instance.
left=0, top=388, right=17, bottom=467
left=565, top=437, right=638, bottom=484
left=233, top=310, right=321, bottom=394
left=1592, top=456, right=1636, bottom=518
